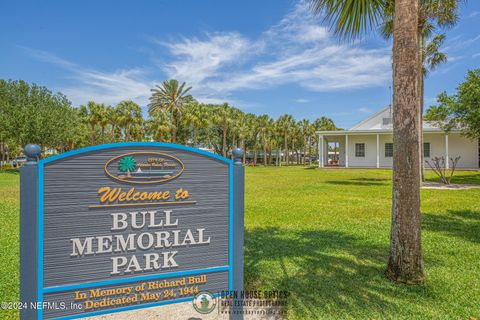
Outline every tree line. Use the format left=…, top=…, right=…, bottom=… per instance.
left=0, top=79, right=337, bottom=165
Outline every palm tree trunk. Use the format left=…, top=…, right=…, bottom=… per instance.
left=253, top=141, right=258, bottom=166
left=231, top=135, right=236, bottom=160
left=126, top=123, right=131, bottom=142
left=263, top=138, right=267, bottom=166
left=387, top=0, right=425, bottom=284
left=303, top=135, right=307, bottom=165
left=91, top=124, right=95, bottom=145
left=419, top=32, right=425, bottom=183
left=284, top=133, right=288, bottom=166
left=171, top=111, right=177, bottom=143
left=309, top=136, right=312, bottom=166
left=242, top=139, right=246, bottom=165
left=193, top=128, right=198, bottom=147
left=111, top=124, right=116, bottom=142
left=222, top=126, right=227, bottom=157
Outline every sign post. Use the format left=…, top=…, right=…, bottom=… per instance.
left=20, top=143, right=244, bottom=319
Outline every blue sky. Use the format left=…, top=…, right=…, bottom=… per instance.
left=1, top=0, right=479, bottom=128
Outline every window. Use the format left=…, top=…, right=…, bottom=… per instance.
left=424, top=142, right=430, bottom=158
left=355, top=143, right=365, bottom=157
left=385, top=143, right=393, bottom=157
left=382, top=117, right=392, bottom=125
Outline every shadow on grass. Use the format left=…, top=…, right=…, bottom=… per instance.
left=0, top=169, right=20, bottom=175
left=244, top=227, right=422, bottom=318
left=351, top=177, right=390, bottom=182
left=325, top=180, right=387, bottom=186
left=423, top=210, right=480, bottom=243
left=426, top=173, right=480, bottom=185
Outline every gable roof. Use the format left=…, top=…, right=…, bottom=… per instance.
left=317, top=105, right=446, bottom=134
left=349, top=106, right=393, bottom=130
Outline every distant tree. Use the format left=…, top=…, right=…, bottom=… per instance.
left=117, top=100, right=143, bottom=142
left=425, top=69, right=480, bottom=140
left=277, top=114, right=295, bottom=166
left=149, top=80, right=193, bottom=143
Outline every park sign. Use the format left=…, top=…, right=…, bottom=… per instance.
left=20, top=143, right=244, bottom=319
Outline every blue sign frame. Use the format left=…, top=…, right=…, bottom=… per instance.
left=33, top=142, right=235, bottom=320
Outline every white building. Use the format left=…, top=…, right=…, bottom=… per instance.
left=317, top=106, right=479, bottom=169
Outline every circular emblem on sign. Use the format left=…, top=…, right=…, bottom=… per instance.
left=192, top=291, right=217, bottom=314
left=104, top=152, right=184, bottom=184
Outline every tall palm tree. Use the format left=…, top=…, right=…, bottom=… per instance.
left=380, top=0, right=460, bottom=182
left=147, top=109, right=171, bottom=142
left=117, top=100, right=143, bottom=142
left=107, top=105, right=120, bottom=143
left=247, top=114, right=260, bottom=165
left=257, top=114, right=271, bottom=166
left=95, top=104, right=109, bottom=144
left=79, top=101, right=101, bottom=145
left=291, top=123, right=302, bottom=165
left=277, top=114, right=294, bottom=166
left=310, top=0, right=425, bottom=283
left=237, top=114, right=250, bottom=165
left=229, top=108, right=241, bottom=159
left=149, top=79, right=193, bottom=143
left=300, top=119, right=311, bottom=165
left=183, top=102, right=210, bottom=147
left=213, top=103, right=232, bottom=157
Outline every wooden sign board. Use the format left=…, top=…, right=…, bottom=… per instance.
left=20, top=143, right=244, bottom=319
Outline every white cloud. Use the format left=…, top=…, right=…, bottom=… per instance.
left=24, top=1, right=391, bottom=107
left=159, top=32, right=258, bottom=89
left=469, top=11, right=480, bottom=18
left=295, top=98, right=310, bottom=103
left=21, top=48, right=153, bottom=106
left=358, top=107, right=372, bottom=114
left=158, top=1, right=390, bottom=97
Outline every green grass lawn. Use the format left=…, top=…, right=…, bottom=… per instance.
left=1, top=168, right=480, bottom=319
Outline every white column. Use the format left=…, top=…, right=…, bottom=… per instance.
left=318, top=135, right=324, bottom=168
left=445, top=134, right=449, bottom=169
left=376, top=134, right=380, bottom=169
left=345, top=134, right=349, bottom=168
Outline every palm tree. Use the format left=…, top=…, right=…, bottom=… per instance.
left=213, top=103, right=232, bottom=157
left=117, top=100, right=143, bottom=142
left=95, top=104, right=109, bottom=144
left=107, top=105, right=120, bottom=142
left=236, top=114, right=250, bottom=165
left=277, top=114, right=294, bottom=166
left=310, top=0, right=425, bottom=283
left=149, top=79, right=193, bottom=143
left=79, top=101, right=101, bottom=145
left=300, top=119, right=311, bottom=165
left=247, top=114, right=261, bottom=165
left=147, top=109, right=171, bottom=142
left=229, top=108, right=241, bottom=159
left=257, top=115, right=271, bottom=166
left=380, top=0, right=459, bottom=182
left=291, top=122, right=302, bottom=164
left=118, top=155, right=136, bottom=178
left=183, top=102, right=210, bottom=147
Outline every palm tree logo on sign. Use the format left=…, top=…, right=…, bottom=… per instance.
left=192, top=291, right=217, bottom=314
left=118, top=156, right=136, bottom=178
left=104, top=151, right=184, bottom=184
